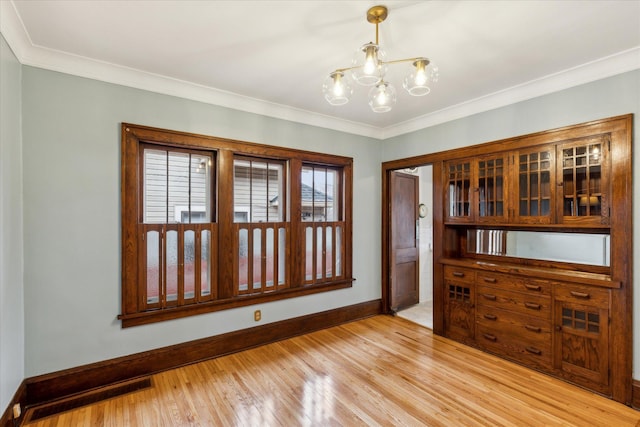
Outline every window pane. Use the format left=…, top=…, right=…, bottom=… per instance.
left=233, top=159, right=251, bottom=223
left=251, top=160, right=267, bottom=222
left=301, top=166, right=338, bottom=222
left=189, top=155, right=211, bottom=223
left=316, top=226, right=323, bottom=279
left=278, top=227, right=286, bottom=285
left=238, top=228, right=248, bottom=291
left=146, top=230, right=160, bottom=304
left=166, top=230, right=178, bottom=302
left=268, top=163, right=284, bottom=222
left=235, top=158, right=285, bottom=223
left=266, top=227, right=274, bottom=287
left=144, top=150, right=167, bottom=223
left=253, top=228, right=262, bottom=290
left=336, top=226, right=342, bottom=276
left=325, top=226, right=333, bottom=278
left=168, top=152, right=190, bottom=224
left=184, top=230, right=195, bottom=299
left=305, top=226, right=313, bottom=280
left=201, top=229, right=211, bottom=297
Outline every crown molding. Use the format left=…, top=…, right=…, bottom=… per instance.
left=381, top=46, right=640, bottom=139
left=2, top=1, right=639, bottom=140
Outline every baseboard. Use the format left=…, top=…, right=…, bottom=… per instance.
left=24, top=299, right=381, bottom=409
left=632, top=379, right=640, bottom=409
left=1, top=380, right=26, bottom=427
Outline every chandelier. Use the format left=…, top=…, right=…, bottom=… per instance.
left=323, top=5, right=438, bottom=113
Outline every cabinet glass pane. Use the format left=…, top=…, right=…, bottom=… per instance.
left=478, top=158, right=504, bottom=217
left=562, top=143, right=602, bottom=217
left=519, top=151, right=551, bottom=217
left=447, top=162, right=471, bottom=217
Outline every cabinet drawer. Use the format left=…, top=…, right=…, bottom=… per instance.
left=476, top=323, right=552, bottom=370
left=476, top=272, right=551, bottom=296
left=476, top=306, right=551, bottom=348
left=554, top=283, right=610, bottom=306
left=477, top=285, right=551, bottom=319
left=444, top=266, right=475, bottom=284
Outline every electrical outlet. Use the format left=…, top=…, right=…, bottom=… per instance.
left=254, top=310, right=261, bottom=321
left=13, top=403, right=21, bottom=419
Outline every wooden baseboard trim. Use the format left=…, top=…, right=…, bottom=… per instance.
left=632, top=379, right=640, bottom=409
left=1, top=380, right=26, bottom=427
left=24, top=299, right=382, bottom=407
left=24, top=377, right=151, bottom=424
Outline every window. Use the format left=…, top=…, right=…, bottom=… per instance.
left=233, top=157, right=288, bottom=295
left=301, top=165, right=344, bottom=285
left=120, top=124, right=353, bottom=327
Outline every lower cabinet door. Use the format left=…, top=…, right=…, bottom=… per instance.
left=553, top=300, right=609, bottom=394
left=445, top=281, right=475, bottom=341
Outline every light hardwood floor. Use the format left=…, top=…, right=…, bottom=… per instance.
left=24, top=315, right=640, bottom=426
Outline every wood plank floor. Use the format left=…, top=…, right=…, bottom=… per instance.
left=24, top=315, right=640, bottom=426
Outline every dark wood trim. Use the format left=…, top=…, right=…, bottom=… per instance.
left=1, top=380, right=26, bottom=427
left=632, top=380, right=640, bottom=409
left=24, top=378, right=151, bottom=424
left=25, top=299, right=381, bottom=406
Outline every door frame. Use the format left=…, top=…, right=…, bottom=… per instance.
left=382, top=154, right=446, bottom=334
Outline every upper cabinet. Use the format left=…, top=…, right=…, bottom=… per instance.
left=444, top=136, right=611, bottom=228
left=444, top=154, right=509, bottom=224
left=556, top=135, right=610, bottom=226
left=511, top=146, right=555, bottom=224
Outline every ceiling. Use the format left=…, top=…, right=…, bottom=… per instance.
left=2, top=1, right=639, bottom=138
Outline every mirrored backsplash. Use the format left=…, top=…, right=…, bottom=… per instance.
left=467, top=229, right=610, bottom=267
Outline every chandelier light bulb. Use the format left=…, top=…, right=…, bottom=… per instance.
left=322, top=71, right=353, bottom=106
left=368, top=81, right=397, bottom=113
left=351, top=42, right=386, bottom=86
left=403, top=58, right=437, bottom=97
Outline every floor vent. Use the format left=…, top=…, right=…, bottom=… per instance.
left=25, top=377, right=151, bottom=422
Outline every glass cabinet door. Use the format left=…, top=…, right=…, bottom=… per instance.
left=557, top=136, right=610, bottom=225
left=513, top=147, right=554, bottom=224
left=444, top=159, right=474, bottom=223
left=476, top=154, right=508, bottom=223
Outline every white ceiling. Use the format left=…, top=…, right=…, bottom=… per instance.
left=2, top=1, right=639, bottom=138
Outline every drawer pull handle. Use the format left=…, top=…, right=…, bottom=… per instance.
left=452, top=271, right=465, bottom=277
left=524, top=302, right=541, bottom=310
left=570, top=291, right=590, bottom=299
left=525, top=325, right=541, bottom=333
left=482, top=277, right=497, bottom=283
left=483, top=333, right=497, bottom=342
left=525, top=284, right=542, bottom=291
left=482, top=294, right=497, bottom=301
left=483, top=314, right=497, bottom=321
left=525, top=346, right=542, bottom=355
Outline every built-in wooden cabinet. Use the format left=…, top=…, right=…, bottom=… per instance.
left=443, top=266, right=475, bottom=342
left=430, top=115, right=631, bottom=404
left=553, top=282, right=610, bottom=394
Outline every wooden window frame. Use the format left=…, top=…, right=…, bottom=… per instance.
left=120, top=123, right=354, bottom=327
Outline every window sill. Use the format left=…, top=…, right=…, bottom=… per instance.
left=118, top=279, right=355, bottom=328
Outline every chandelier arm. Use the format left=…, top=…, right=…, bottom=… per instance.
left=381, top=57, right=430, bottom=66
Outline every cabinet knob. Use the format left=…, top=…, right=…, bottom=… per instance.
left=452, top=271, right=465, bottom=277
left=483, top=314, right=497, bottom=321
left=482, top=294, right=497, bottom=301
left=555, top=325, right=562, bottom=332
left=524, top=284, right=542, bottom=292
left=524, top=302, right=541, bottom=310
left=525, top=325, right=541, bottom=333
